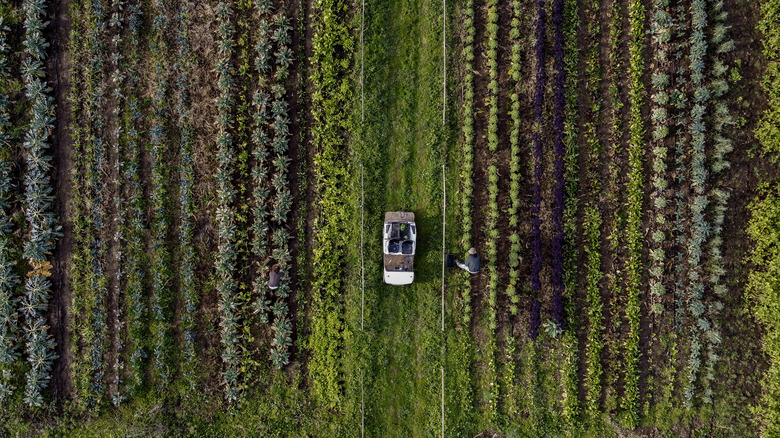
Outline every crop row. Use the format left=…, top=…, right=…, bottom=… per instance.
left=749, top=0, right=780, bottom=418
left=215, top=1, right=240, bottom=401
left=603, top=0, right=624, bottom=414
left=149, top=0, right=174, bottom=388
left=671, top=2, right=688, bottom=336
left=21, top=0, right=60, bottom=408
left=648, top=0, right=673, bottom=318
left=506, top=1, right=520, bottom=318
left=646, top=0, right=677, bottom=412
left=621, top=0, right=645, bottom=426
left=68, top=0, right=104, bottom=408
left=0, top=16, right=19, bottom=404
left=123, top=2, right=146, bottom=396
left=528, top=0, right=545, bottom=340
left=459, top=0, right=475, bottom=326
left=560, top=0, right=579, bottom=423
left=107, top=0, right=126, bottom=407
left=234, top=0, right=254, bottom=376
left=175, top=1, right=198, bottom=389
left=749, top=0, right=780, bottom=417
left=682, top=0, right=732, bottom=409
left=482, top=0, right=499, bottom=423
left=251, top=1, right=294, bottom=370
left=308, top=0, right=354, bottom=408
left=749, top=0, right=780, bottom=426
left=664, top=3, right=690, bottom=405
left=581, top=0, right=603, bottom=418
left=250, top=3, right=273, bottom=331
left=87, top=0, right=107, bottom=407
left=682, top=0, right=708, bottom=408
left=697, top=0, right=734, bottom=405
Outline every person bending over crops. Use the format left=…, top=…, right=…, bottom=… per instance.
left=456, top=247, right=480, bottom=274
left=268, top=264, right=284, bottom=290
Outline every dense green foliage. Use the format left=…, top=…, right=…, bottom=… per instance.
left=175, top=0, right=198, bottom=390
left=581, top=0, right=604, bottom=418
left=250, top=0, right=294, bottom=370
left=747, top=190, right=780, bottom=436
left=751, top=0, right=780, bottom=434
left=757, top=0, right=780, bottom=157
left=482, top=0, right=499, bottom=423
left=69, top=0, right=109, bottom=408
left=459, top=0, right=475, bottom=326
left=560, top=0, right=580, bottom=424
left=215, top=0, right=240, bottom=401
left=0, top=14, right=20, bottom=405
left=621, top=0, right=645, bottom=427
left=122, top=1, right=147, bottom=397
left=149, top=0, right=175, bottom=388
left=20, top=0, right=60, bottom=408
left=0, top=0, right=777, bottom=435
left=506, top=0, right=521, bottom=317
left=308, top=0, right=354, bottom=408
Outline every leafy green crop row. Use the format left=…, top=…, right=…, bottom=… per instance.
left=560, top=0, right=579, bottom=424
left=683, top=0, right=709, bottom=408
left=69, top=0, right=107, bottom=408
left=107, top=0, right=127, bottom=407
left=581, top=0, right=603, bottom=418
left=214, top=1, right=240, bottom=401
left=645, top=0, right=673, bottom=414
left=308, top=0, right=354, bottom=409
left=750, top=0, right=780, bottom=434
left=0, top=15, right=20, bottom=405
left=175, top=0, right=198, bottom=391
left=123, top=2, right=147, bottom=397
left=603, top=0, right=623, bottom=415
left=234, top=0, right=254, bottom=378
left=506, top=1, right=520, bottom=318
left=459, top=0, right=475, bottom=327
left=20, top=0, right=60, bottom=408
left=700, top=0, right=733, bottom=405
left=149, top=0, right=174, bottom=389
left=670, top=1, right=688, bottom=339
left=648, top=0, right=672, bottom=318
left=748, top=190, right=780, bottom=436
left=682, top=0, right=732, bottom=409
left=250, top=1, right=294, bottom=370
left=483, top=0, right=499, bottom=423
left=621, top=0, right=645, bottom=427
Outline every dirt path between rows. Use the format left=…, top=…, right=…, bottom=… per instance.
left=49, top=0, right=74, bottom=404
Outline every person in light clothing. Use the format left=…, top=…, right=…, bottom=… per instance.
left=456, top=247, right=480, bottom=274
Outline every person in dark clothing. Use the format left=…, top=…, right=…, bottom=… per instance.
left=268, top=264, right=284, bottom=290
left=456, top=247, right=480, bottom=274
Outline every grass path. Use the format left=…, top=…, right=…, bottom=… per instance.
left=351, top=0, right=462, bottom=434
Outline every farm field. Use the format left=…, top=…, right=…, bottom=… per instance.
left=2, top=0, right=780, bottom=436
